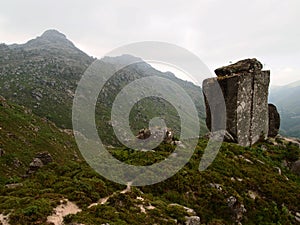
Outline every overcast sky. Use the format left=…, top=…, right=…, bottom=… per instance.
left=1, top=0, right=299, bottom=86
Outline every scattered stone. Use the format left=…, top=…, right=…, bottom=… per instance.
left=169, top=203, right=196, bottom=216
left=238, top=155, right=253, bottom=164
left=138, top=204, right=146, bottom=214
left=256, top=159, right=265, bottom=165
left=226, top=196, right=246, bottom=223
left=13, top=158, right=22, bottom=167
left=248, top=190, right=259, bottom=200
left=295, top=212, right=300, bottom=222
left=234, top=204, right=246, bottom=223
left=136, top=196, right=144, bottom=201
left=146, top=205, right=155, bottom=210
left=268, top=104, right=280, bottom=137
left=28, top=158, right=43, bottom=173
left=260, top=145, right=268, bottom=151
left=5, top=183, right=23, bottom=189
left=27, top=152, right=52, bottom=174
left=185, top=216, right=200, bottom=225
left=209, top=183, right=222, bottom=191
left=136, top=127, right=174, bottom=143
left=274, top=166, right=282, bottom=175
left=172, top=140, right=186, bottom=148
left=36, top=152, right=53, bottom=165
left=227, top=196, right=237, bottom=208
left=31, top=90, right=43, bottom=101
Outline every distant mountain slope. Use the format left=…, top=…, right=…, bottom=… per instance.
left=0, top=30, right=94, bottom=129
left=0, top=30, right=206, bottom=145
left=269, top=80, right=300, bottom=138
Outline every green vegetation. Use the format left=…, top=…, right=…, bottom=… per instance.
left=0, top=98, right=79, bottom=180
left=0, top=136, right=299, bottom=224
left=0, top=35, right=299, bottom=224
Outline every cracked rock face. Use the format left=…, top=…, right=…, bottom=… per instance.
left=203, top=58, right=270, bottom=146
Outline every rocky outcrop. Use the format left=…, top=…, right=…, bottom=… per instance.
left=27, top=152, right=53, bottom=174
left=36, top=152, right=53, bottom=165
left=268, top=104, right=280, bottom=137
left=185, top=216, right=201, bottom=225
left=203, top=58, right=270, bottom=146
left=136, top=128, right=174, bottom=143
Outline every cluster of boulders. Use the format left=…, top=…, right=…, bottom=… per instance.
left=203, top=58, right=280, bottom=146
left=136, top=127, right=174, bottom=143
left=27, top=152, right=53, bottom=174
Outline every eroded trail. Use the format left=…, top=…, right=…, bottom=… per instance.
left=47, top=199, right=82, bottom=225
left=88, top=182, right=132, bottom=209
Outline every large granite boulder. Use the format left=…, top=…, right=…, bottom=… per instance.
left=203, top=58, right=270, bottom=146
left=268, top=104, right=280, bottom=137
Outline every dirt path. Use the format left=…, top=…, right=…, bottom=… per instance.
left=88, top=182, right=132, bottom=209
left=47, top=199, right=82, bottom=225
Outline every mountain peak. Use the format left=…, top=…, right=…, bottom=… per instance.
left=41, top=29, right=67, bottom=40
left=21, top=29, right=79, bottom=53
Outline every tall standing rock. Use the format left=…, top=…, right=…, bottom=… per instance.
left=203, top=58, right=270, bottom=146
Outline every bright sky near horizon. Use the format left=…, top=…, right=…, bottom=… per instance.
left=1, top=0, right=299, bottom=86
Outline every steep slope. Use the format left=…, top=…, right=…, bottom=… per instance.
left=0, top=133, right=299, bottom=224
left=95, top=55, right=206, bottom=144
left=269, top=81, right=300, bottom=137
left=0, top=96, right=79, bottom=180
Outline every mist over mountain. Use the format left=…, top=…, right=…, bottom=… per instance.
left=270, top=81, right=300, bottom=138
left=0, top=29, right=206, bottom=144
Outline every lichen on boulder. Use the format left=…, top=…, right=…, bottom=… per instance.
left=203, top=58, right=271, bottom=146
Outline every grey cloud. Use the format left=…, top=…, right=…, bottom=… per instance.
left=0, top=0, right=299, bottom=85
